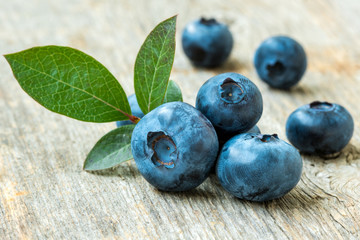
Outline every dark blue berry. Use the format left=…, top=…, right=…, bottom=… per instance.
left=131, top=102, right=219, bottom=191
left=254, top=36, right=307, bottom=89
left=216, top=133, right=303, bottom=202
left=182, top=17, right=233, bottom=68
left=286, top=101, right=354, bottom=156
left=196, top=72, right=263, bottom=133
left=116, top=94, right=144, bottom=127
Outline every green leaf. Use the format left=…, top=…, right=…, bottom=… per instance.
left=164, top=80, right=182, bottom=103
left=134, top=15, right=177, bottom=114
left=83, top=125, right=135, bottom=171
left=4, top=46, right=131, bottom=123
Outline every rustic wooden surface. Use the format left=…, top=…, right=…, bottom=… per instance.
left=1, top=0, right=360, bottom=239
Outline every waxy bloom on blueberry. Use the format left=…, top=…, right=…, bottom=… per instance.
left=216, top=133, right=303, bottom=202
left=286, top=101, right=354, bottom=156
left=131, top=102, right=219, bottom=191
left=196, top=72, right=263, bottom=134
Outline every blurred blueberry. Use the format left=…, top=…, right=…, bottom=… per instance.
left=196, top=72, right=263, bottom=133
left=216, top=133, right=303, bottom=201
left=182, top=17, right=233, bottom=68
left=254, top=36, right=307, bottom=89
left=286, top=101, right=354, bottom=156
left=116, top=94, right=144, bottom=127
left=131, top=102, right=219, bottom=191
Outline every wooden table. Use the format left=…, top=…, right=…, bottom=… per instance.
left=1, top=0, right=359, bottom=239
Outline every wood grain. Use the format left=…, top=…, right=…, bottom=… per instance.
left=1, top=0, right=359, bottom=239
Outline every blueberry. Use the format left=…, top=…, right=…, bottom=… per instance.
left=131, top=102, right=219, bottom=191
left=182, top=17, right=233, bottom=68
left=216, top=133, right=303, bottom=201
left=286, top=101, right=354, bottom=156
left=254, top=36, right=307, bottom=89
left=196, top=72, right=263, bottom=133
left=116, top=94, right=144, bottom=127
left=209, top=125, right=261, bottom=174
